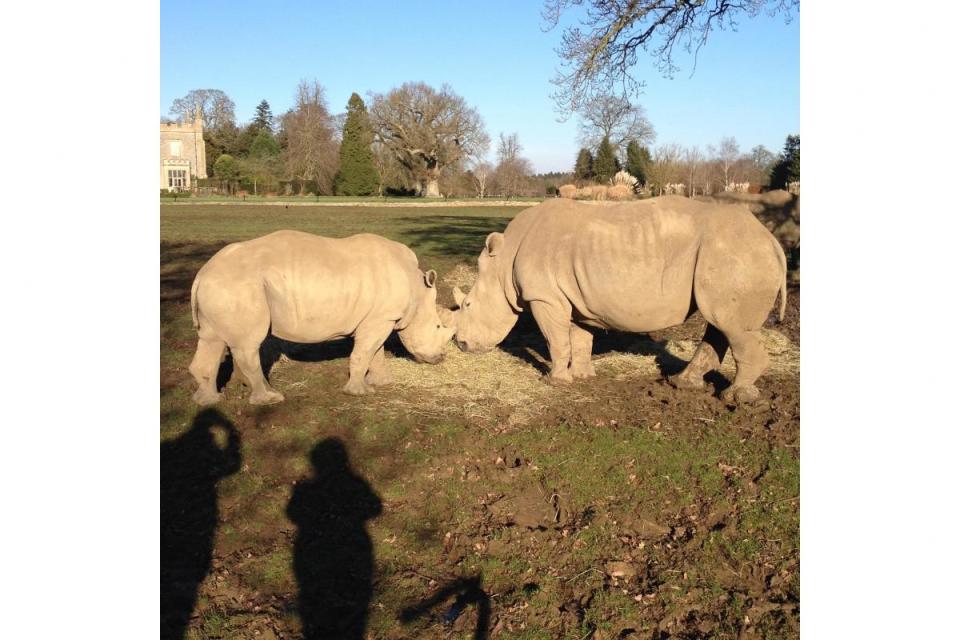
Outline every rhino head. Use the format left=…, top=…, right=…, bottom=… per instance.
left=396, top=269, right=456, bottom=364
left=451, top=232, right=521, bottom=353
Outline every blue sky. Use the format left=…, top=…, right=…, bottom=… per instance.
left=160, top=0, right=798, bottom=173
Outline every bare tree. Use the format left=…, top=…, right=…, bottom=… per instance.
left=646, top=143, right=683, bottom=195
left=493, top=133, right=534, bottom=198
left=576, top=94, right=655, bottom=156
left=369, top=82, right=490, bottom=197
left=708, top=136, right=741, bottom=190
left=542, top=0, right=798, bottom=111
left=470, top=160, right=494, bottom=198
left=280, top=80, right=340, bottom=195
left=682, top=146, right=704, bottom=197
left=169, top=89, right=236, bottom=129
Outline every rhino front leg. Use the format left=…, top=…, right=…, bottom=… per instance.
left=364, top=345, right=393, bottom=387
left=569, top=323, right=596, bottom=379
left=529, top=300, right=574, bottom=383
left=344, top=321, right=394, bottom=396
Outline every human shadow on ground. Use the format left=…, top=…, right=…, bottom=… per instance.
left=160, top=409, right=242, bottom=640
left=399, top=575, right=491, bottom=639
left=287, top=438, right=383, bottom=640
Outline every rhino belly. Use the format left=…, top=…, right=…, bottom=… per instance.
left=570, top=257, right=696, bottom=333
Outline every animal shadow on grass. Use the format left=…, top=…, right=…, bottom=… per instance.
left=395, top=215, right=511, bottom=257
left=497, top=312, right=696, bottom=382
left=160, top=409, right=242, bottom=640
left=399, top=575, right=491, bottom=639
left=287, top=438, right=383, bottom=640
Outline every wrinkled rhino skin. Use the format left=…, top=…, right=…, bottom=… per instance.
left=188, top=230, right=454, bottom=404
left=452, top=197, right=788, bottom=405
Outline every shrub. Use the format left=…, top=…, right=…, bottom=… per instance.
left=608, top=184, right=633, bottom=200
left=559, top=184, right=578, bottom=199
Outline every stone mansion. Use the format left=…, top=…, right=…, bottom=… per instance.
left=160, top=111, right=207, bottom=190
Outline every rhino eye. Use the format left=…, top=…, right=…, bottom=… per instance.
left=436, top=324, right=440, bottom=329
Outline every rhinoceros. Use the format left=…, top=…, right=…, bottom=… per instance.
left=451, top=197, right=788, bottom=404
left=188, top=230, right=455, bottom=405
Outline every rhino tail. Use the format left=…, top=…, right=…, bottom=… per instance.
left=190, top=273, right=201, bottom=330
left=773, top=237, right=788, bottom=322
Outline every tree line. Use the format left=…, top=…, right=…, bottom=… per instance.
left=166, top=82, right=797, bottom=198
left=572, top=134, right=800, bottom=197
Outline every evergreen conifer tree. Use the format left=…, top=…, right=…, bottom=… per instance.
left=335, top=93, right=379, bottom=196
left=625, top=141, right=652, bottom=185
left=593, top=136, right=618, bottom=183
left=769, top=135, right=800, bottom=189
left=574, top=148, right=594, bottom=182
left=253, top=100, right=274, bottom=132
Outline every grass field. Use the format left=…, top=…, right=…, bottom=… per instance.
left=161, top=203, right=799, bottom=639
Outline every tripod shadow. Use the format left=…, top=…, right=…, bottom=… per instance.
left=160, top=409, right=242, bottom=640
left=400, top=575, right=491, bottom=639
left=287, top=438, right=383, bottom=639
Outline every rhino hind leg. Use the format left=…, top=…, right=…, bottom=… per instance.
left=529, top=300, right=574, bottom=383
left=364, top=345, right=393, bottom=387
left=344, top=321, right=394, bottom=396
left=669, top=324, right=729, bottom=390
left=232, top=345, right=285, bottom=405
left=569, top=323, right=596, bottom=379
left=718, top=330, right=768, bottom=405
left=189, top=336, right=226, bottom=406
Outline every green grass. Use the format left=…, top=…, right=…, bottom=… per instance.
left=161, top=203, right=799, bottom=639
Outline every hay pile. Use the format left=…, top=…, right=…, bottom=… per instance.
left=382, top=329, right=798, bottom=424
left=385, top=343, right=567, bottom=425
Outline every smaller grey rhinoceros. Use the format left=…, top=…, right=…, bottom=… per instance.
left=451, top=197, right=788, bottom=405
left=188, top=230, right=455, bottom=405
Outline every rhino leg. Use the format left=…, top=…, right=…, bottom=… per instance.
left=364, top=345, right=393, bottom=387
left=669, top=324, right=729, bottom=390
left=719, top=330, right=768, bottom=405
left=344, top=321, right=394, bottom=396
left=189, top=335, right=226, bottom=406
left=569, top=323, right=596, bottom=379
left=233, top=345, right=285, bottom=405
left=529, top=300, right=574, bottom=383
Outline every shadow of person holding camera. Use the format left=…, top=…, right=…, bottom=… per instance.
left=287, top=438, right=383, bottom=639
left=160, top=409, right=242, bottom=640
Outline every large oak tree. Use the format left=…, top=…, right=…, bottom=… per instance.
left=369, top=82, right=489, bottom=197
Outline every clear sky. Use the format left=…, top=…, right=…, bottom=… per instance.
left=160, top=0, right=798, bottom=173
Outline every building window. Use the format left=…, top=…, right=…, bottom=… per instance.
left=168, top=169, right=187, bottom=190
left=170, top=140, right=182, bottom=157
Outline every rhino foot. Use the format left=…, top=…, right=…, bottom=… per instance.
left=343, top=380, right=375, bottom=396
left=365, top=369, right=394, bottom=387
left=667, top=373, right=705, bottom=391
left=570, top=363, right=597, bottom=379
left=546, top=369, right=574, bottom=384
left=192, top=389, right=223, bottom=406
left=720, top=385, right=761, bottom=406
left=249, top=389, right=285, bottom=405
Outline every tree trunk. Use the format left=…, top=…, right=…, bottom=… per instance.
left=424, top=178, right=440, bottom=197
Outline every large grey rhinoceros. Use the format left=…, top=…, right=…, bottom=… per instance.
left=188, top=230, right=455, bottom=405
left=451, top=197, right=788, bottom=404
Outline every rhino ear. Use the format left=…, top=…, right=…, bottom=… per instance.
left=485, top=232, right=504, bottom=257
left=424, top=269, right=437, bottom=288
left=453, top=286, right=466, bottom=307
